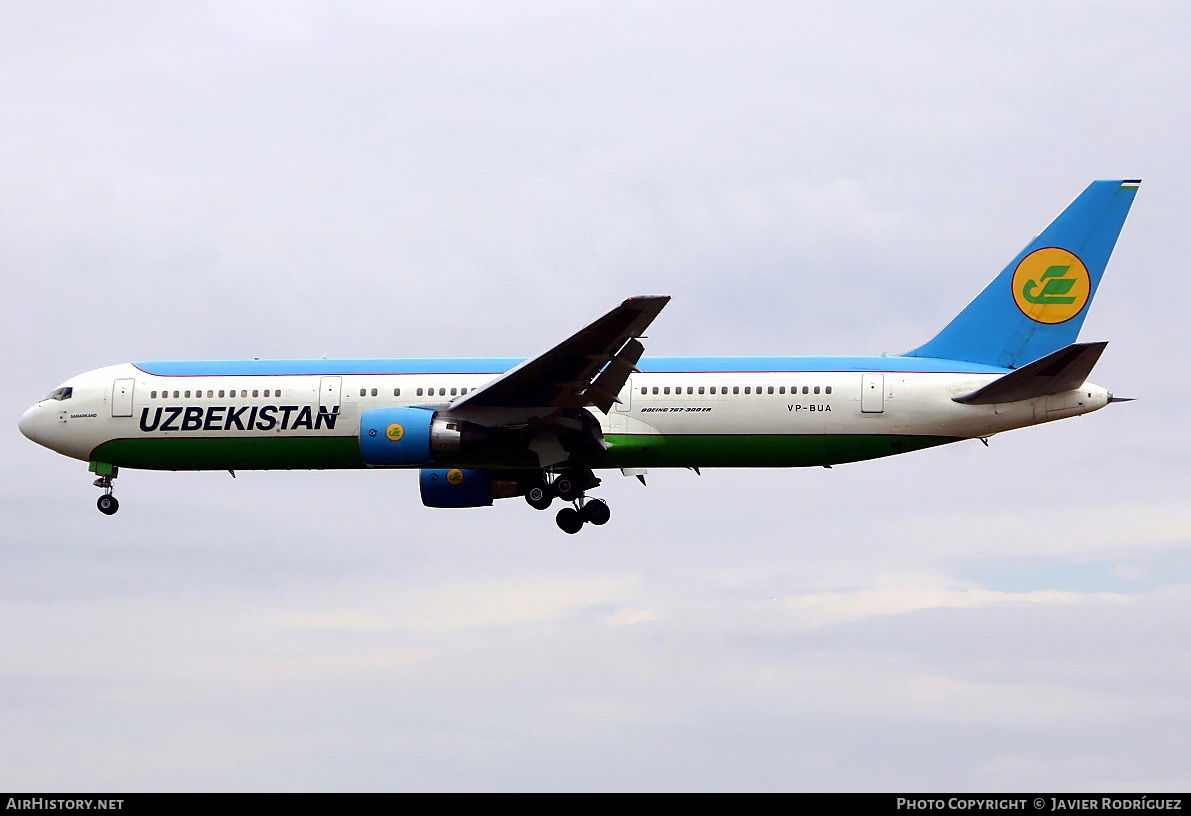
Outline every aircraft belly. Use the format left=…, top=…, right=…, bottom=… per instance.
left=90, top=434, right=365, bottom=470
left=588, top=433, right=960, bottom=468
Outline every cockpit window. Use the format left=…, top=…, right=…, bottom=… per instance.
left=45, top=387, right=73, bottom=401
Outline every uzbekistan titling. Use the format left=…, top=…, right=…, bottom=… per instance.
left=138, top=404, right=340, bottom=433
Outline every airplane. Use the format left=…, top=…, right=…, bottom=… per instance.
left=19, top=179, right=1139, bottom=533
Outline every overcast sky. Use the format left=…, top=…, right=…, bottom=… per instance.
left=2, top=1, right=1189, bottom=791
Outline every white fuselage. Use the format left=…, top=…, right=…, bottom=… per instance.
left=19, top=360, right=1111, bottom=470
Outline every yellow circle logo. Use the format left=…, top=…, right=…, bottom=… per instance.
left=446, top=469, right=464, bottom=485
left=386, top=423, right=404, bottom=441
left=1011, top=247, right=1091, bottom=324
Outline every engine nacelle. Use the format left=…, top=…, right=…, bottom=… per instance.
left=420, top=468, right=489, bottom=507
left=359, top=407, right=436, bottom=465
left=360, top=406, right=502, bottom=466
left=420, top=468, right=525, bottom=507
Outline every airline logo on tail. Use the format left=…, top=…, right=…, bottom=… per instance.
left=1011, top=247, right=1091, bottom=324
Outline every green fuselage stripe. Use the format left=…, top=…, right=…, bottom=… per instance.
left=591, top=433, right=957, bottom=467
left=91, top=436, right=365, bottom=471
left=91, top=433, right=961, bottom=472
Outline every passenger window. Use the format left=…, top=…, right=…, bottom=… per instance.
left=744, top=387, right=750, bottom=395
left=417, top=387, right=424, bottom=396
left=450, top=387, right=457, bottom=396
left=206, top=390, right=212, bottom=398
left=779, top=386, right=785, bottom=394
left=394, top=388, right=401, bottom=397
left=687, top=387, right=693, bottom=395
left=371, top=388, right=378, bottom=397
left=710, top=387, right=716, bottom=395
left=439, top=388, right=446, bottom=396
left=826, top=386, right=832, bottom=394
left=698, top=386, right=704, bottom=395
left=652, top=387, right=658, bottom=395
left=802, top=386, right=809, bottom=394
left=814, top=386, right=820, bottom=394
left=641, top=387, right=647, bottom=395
left=767, top=386, right=774, bottom=394
left=184, top=390, right=191, bottom=398
left=253, top=389, right=259, bottom=398
left=733, top=386, right=739, bottom=395
left=360, top=388, right=366, bottom=397
left=151, top=391, right=157, bottom=398
left=664, top=387, right=670, bottom=395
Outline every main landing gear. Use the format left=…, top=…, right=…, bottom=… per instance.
left=93, top=467, right=119, bottom=515
left=524, top=468, right=611, bottom=534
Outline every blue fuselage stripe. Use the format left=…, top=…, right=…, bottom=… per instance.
left=135, top=356, right=1010, bottom=377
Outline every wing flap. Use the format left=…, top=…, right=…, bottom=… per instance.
left=585, top=337, right=644, bottom=413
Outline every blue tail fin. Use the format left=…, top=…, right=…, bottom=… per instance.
left=907, top=180, right=1139, bottom=368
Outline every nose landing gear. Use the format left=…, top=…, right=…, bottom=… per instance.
left=91, top=464, right=119, bottom=515
left=96, top=492, right=119, bottom=515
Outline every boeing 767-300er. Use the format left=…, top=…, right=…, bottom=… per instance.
left=20, top=180, right=1139, bottom=533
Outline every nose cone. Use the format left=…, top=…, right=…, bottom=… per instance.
left=18, top=404, right=39, bottom=442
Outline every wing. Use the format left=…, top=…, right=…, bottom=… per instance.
left=452, top=295, right=669, bottom=414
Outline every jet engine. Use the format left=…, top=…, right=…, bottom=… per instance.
left=420, top=468, right=522, bottom=508
left=359, top=407, right=494, bottom=466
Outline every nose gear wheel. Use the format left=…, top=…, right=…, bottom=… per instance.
left=92, top=468, right=120, bottom=515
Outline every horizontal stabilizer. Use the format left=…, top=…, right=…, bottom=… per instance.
left=953, top=342, right=1107, bottom=405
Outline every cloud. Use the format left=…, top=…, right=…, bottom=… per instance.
left=783, top=586, right=1131, bottom=626
left=3, top=0, right=1190, bottom=791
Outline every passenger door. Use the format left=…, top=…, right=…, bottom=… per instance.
left=861, top=374, right=884, bottom=413
left=112, top=378, right=135, bottom=417
left=319, top=376, right=342, bottom=410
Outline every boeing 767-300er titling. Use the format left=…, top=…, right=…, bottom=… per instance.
left=20, top=180, right=1139, bottom=533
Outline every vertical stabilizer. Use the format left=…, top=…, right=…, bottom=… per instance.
left=907, top=180, right=1139, bottom=368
